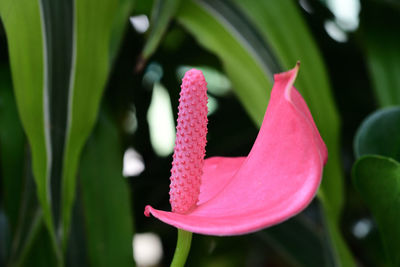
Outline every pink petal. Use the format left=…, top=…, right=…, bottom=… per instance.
left=145, top=63, right=327, bottom=235
left=198, top=157, right=246, bottom=205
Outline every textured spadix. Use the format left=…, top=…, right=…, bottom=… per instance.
left=145, top=64, right=327, bottom=235
left=169, top=69, right=208, bottom=214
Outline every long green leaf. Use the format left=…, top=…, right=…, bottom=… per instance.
left=79, top=111, right=134, bottom=267
left=60, top=0, right=122, bottom=248
left=1, top=0, right=135, bottom=261
left=0, top=0, right=59, bottom=259
left=353, top=155, right=400, bottom=266
left=176, top=0, right=352, bottom=265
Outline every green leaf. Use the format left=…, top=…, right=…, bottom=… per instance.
left=5, top=162, right=60, bottom=267
left=353, top=155, right=400, bottom=266
left=59, top=0, right=126, bottom=247
left=8, top=178, right=46, bottom=266
left=0, top=66, right=25, bottom=234
left=142, top=0, right=183, bottom=60
left=79, top=111, right=134, bottom=267
left=19, top=215, right=58, bottom=267
left=176, top=0, right=351, bottom=265
left=354, top=107, right=400, bottom=161
left=1, top=0, right=134, bottom=258
left=0, top=0, right=58, bottom=256
left=361, top=1, right=400, bottom=106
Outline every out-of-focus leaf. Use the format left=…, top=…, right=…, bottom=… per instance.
left=79, top=111, right=134, bottom=267
left=177, top=0, right=277, bottom=124
left=142, top=0, right=183, bottom=59
left=0, top=66, right=25, bottom=234
left=10, top=164, right=64, bottom=267
left=361, top=2, right=400, bottom=106
left=8, top=179, right=45, bottom=266
left=177, top=0, right=351, bottom=265
left=0, top=0, right=58, bottom=253
left=354, top=107, right=400, bottom=161
left=110, top=0, right=135, bottom=62
left=353, top=155, right=400, bottom=266
left=231, top=0, right=339, bottom=151
left=19, top=217, right=58, bottom=267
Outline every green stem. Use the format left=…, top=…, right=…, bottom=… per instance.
left=170, top=229, right=193, bottom=267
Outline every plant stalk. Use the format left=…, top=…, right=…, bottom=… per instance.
left=170, top=229, right=193, bottom=267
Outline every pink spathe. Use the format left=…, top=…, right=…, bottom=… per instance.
left=145, top=63, right=328, bottom=235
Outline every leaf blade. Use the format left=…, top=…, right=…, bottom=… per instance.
left=79, top=112, right=134, bottom=267
left=0, top=0, right=58, bottom=253
left=61, top=0, right=121, bottom=246
left=353, top=155, right=400, bottom=266
left=354, top=107, right=400, bottom=161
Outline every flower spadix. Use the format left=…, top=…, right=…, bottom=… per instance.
left=145, top=64, right=327, bottom=235
left=169, top=69, right=208, bottom=214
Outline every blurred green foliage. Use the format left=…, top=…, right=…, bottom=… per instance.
left=0, top=0, right=399, bottom=266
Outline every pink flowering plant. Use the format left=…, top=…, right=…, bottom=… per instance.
left=1, top=0, right=399, bottom=266
left=145, top=63, right=328, bottom=265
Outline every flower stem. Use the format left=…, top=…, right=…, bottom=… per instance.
left=170, top=229, right=193, bottom=267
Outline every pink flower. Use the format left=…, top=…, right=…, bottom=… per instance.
left=145, top=63, right=327, bottom=235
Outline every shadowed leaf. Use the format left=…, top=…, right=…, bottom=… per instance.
left=79, top=111, right=134, bottom=267
left=354, top=107, right=400, bottom=161
left=353, top=155, right=400, bottom=266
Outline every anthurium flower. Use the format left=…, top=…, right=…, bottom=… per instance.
left=145, top=63, right=327, bottom=235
